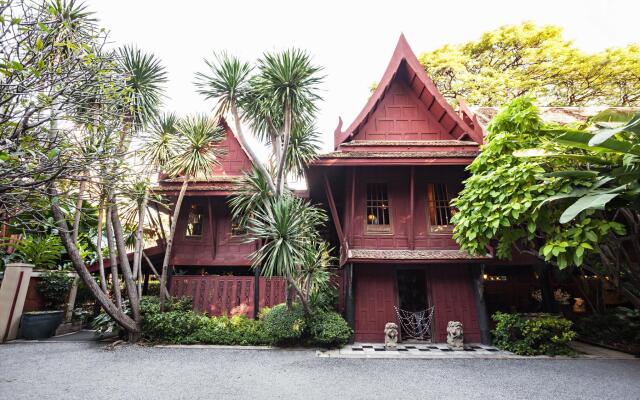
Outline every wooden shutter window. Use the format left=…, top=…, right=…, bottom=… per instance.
left=185, top=204, right=204, bottom=238
left=427, top=183, right=454, bottom=233
left=366, top=182, right=392, bottom=233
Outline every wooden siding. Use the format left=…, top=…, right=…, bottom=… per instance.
left=354, top=265, right=396, bottom=342
left=343, top=166, right=466, bottom=251
left=211, top=123, right=253, bottom=177
left=170, top=275, right=286, bottom=317
left=170, top=197, right=257, bottom=266
left=352, top=264, right=480, bottom=343
left=429, top=265, right=481, bottom=342
left=353, top=77, right=457, bottom=142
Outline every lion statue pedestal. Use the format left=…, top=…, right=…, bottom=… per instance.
left=384, top=322, right=399, bottom=350
left=447, top=321, right=464, bottom=350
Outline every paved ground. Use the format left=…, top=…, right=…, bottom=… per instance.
left=1, top=341, right=639, bottom=400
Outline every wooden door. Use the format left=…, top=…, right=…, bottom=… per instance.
left=354, top=265, right=396, bottom=342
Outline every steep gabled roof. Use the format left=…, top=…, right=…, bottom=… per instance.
left=334, top=34, right=483, bottom=148
left=156, top=117, right=254, bottom=196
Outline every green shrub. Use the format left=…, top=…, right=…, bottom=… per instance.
left=492, top=312, right=576, bottom=356
left=37, top=271, right=72, bottom=310
left=191, top=315, right=271, bottom=346
left=309, top=311, right=352, bottom=348
left=263, top=303, right=306, bottom=344
left=143, top=310, right=203, bottom=343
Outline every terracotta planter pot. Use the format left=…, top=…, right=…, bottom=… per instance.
left=20, top=310, right=64, bottom=340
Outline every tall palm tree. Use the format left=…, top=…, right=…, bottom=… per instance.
left=196, top=50, right=326, bottom=313
left=145, top=114, right=226, bottom=310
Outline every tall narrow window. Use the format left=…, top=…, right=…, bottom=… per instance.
left=366, top=182, right=391, bottom=233
left=427, top=183, right=454, bottom=232
left=185, top=204, right=204, bottom=237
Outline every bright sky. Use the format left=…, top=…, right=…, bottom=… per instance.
left=87, top=0, right=639, bottom=154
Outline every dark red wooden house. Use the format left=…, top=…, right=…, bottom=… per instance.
left=307, top=35, right=501, bottom=343
left=157, top=119, right=285, bottom=317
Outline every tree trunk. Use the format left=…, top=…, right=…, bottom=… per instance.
left=110, top=200, right=142, bottom=327
left=96, top=203, right=108, bottom=293
left=159, top=179, right=188, bottom=312
left=142, top=251, right=170, bottom=299
left=71, top=172, right=87, bottom=244
left=132, top=191, right=148, bottom=298
left=230, top=104, right=276, bottom=194
left=105, top=206, right=122, bottom=310
left=274, top=102, right=292, bottom=196
left=48, top=186, right=138, bottom=333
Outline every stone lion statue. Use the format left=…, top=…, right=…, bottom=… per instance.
left=384, top=322, right=399, bottom=349
left=446, top=321, right=464, bottom=350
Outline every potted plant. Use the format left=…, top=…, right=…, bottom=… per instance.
left=21, top=271, right=73, bottom=339
left=4, top=234, right=72, bottom=340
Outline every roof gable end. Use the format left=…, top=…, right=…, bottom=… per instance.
left=334, top=34, right=483, bottom=148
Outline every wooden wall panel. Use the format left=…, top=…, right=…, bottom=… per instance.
left=171, top=197, right=257, bottom=266
left=354, top=265, right=396, bottom=342
left=429, top=265, right=481, bottom=342
left=170, top=275, right=286, bottom=317
left=347, top=166, right=466, bottom=251
left=352, top=78, right=456, bottom=142
left=210, top=125, right=253, bottom=177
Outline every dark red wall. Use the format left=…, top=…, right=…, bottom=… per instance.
left=354, top=265, right=396, bottom=342
left=170, top=197, right=257, bottom=267
left=352, top=70, right=457, bottom=142
left=429, top=265, right=480, bottom=342
left=352, top=264, right=480, bottom=343
left=343, top=166, right=466, bottom=250
left=211, top=124, right=253, bottom=177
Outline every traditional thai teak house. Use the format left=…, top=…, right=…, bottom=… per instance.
left=152, top=36, right=578, bottom=343
left=156, top=119, right=285, bottom=317
left=306, top=35, right=500, bottom=343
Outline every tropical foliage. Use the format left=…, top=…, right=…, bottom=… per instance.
left=492, top=312, right=576, bottom=356
left=196, top=49, right=331, bottom=315
left=452, top=97, right=639, bottom=306
left=419, top=22, right=640, bottom=106
left=1, top=0, right=169, bottom=339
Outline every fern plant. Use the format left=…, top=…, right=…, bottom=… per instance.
left=4, top=234, right=64, bottom=268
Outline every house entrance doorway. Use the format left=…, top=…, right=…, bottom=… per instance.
left=396, top=269, right=433, bottom=341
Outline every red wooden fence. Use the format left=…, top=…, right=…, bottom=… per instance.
left=169, top=275, right=286, bottom=317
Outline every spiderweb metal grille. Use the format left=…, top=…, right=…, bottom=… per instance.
left=394, top=306, right=434, bottom=340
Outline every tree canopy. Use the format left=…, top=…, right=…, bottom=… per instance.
left=452, top=97, right=639, bottom=306
left=419, top=22, right=640, bottom=106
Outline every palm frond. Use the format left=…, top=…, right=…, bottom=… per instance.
left=253, top=48, right=324, bottom=121
left=141, top=112, right=179, bottom=170
left=166, top=114, right=227, bottom=179
left=286, top=122, right=321, bottom=178
left=195, top=52, right=252, bottom=117
left=118, top=45, right=167, bottom=128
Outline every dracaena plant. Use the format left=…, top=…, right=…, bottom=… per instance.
left=196, top=49, right=329, bottom=314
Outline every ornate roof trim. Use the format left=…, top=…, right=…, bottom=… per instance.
left=348, top=249, right=491, bottom=260
left=340, top=140, right=479, bottom=147
left=318, top=151, right=479, bottom=159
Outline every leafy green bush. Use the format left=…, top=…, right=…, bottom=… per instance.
left=263, top=303, right=306, bottom=344
left=37, top=271, right=72, bottom=310
left=308, top=311, right=352, bottom=348
left=492, top=312, right=576, bottom=356
left=5, top=234, right=64, bottom=268
left=191, top=315, right=271, bottom=346
left=143, top=310, right=202, bottom=343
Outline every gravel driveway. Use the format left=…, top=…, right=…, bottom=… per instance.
left=1, top=341, right=639, bottom=400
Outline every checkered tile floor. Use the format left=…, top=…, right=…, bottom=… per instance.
left=317, top=343, right=515, bottom=358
